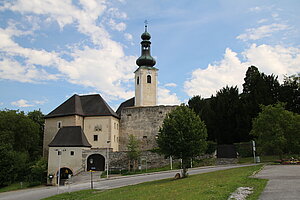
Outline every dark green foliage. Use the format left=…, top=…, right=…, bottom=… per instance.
left=241, top=66, right=281, bottom=137
left=0, top=110, right=39, bottom=157
left=234, top=142, right=253, bottom=157
left=251, top=103, right=300, bottom=157
left=0, top=143, right=15, bottom=186
left=0, top=109, right=47, bottom=187
left=205, top=141, right=217, bottom=154
left=189, top=66, right=298, bottom=147
left=126, top=135, right=141, bottom=171
left=157, top=105, right=207, bottom=177
left=28, top=157, right=47, bottom=185
left=188, top=96, right=215, bottom=141
left=27, top=110, right=45, bottom=156
left=279, top=73, right=300, bottom=114
left=211, top=86, right=241, bottom=144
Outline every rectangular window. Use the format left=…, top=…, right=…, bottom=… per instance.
left=70, top=151, right=74, bottom=156
left=93, top=135, right=98, bottom=141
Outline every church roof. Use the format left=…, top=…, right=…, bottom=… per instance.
left=48, top=126, right=91, bottom=147
left=116, top=97, right=135, bottom=115
left=45, top=94, right=119, bottom=118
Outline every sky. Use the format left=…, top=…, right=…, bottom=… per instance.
left=0, top=0, right=299, bottom=114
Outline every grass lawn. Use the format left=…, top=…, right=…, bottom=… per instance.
left=238, top=155, right=283, bottom=164
left=0, top=182, right=35, bottom=193
left=43, top=165, right=267, bottom=200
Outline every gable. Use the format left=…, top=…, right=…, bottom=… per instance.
left=45, top=94, right=119, bottom=119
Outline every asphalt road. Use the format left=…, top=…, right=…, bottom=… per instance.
left=254, top=165, right=300, bottom=200
left=0, top=164, right=256, bottom=200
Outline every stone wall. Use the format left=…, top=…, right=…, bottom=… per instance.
left=82, top=149, right=170, bottom=171
left=109, top=151, right=170, bottom=170
left=216, top=158, right=238, bottom=165
left=119, top=105, right=177, bottom=151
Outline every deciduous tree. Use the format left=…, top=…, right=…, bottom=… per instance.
left=251, top=103, right=300, bottom=158
left=157, top=105, right=207, bottom=177
left=127, top=135, right=141, bottom=172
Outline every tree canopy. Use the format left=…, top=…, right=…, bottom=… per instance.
left=157, top=105, right=207, bottom=177
left=127, top=134, right=141, bottom=171
left=251, top=103, right=300, bottom=157
left=0, top=109, right=46, bottom=187
left=189, top=66, right=299, bottom=146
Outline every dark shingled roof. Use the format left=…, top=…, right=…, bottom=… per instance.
left=116, top=97, right=135, bottom=115
left=48, top=126, right=91, bottom=147
left=45, top=94, right=119, bottom=118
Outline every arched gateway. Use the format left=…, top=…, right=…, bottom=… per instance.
left=87, top=154, right=105, bottom=171
left=57, top=167, right=73, bottom=185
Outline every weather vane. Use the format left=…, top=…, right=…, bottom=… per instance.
left=144, top=19, right=148, bottom=31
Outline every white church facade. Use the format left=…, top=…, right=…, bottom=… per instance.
left=43, top=26, right=177, bottom=185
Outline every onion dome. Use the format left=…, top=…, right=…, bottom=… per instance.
left=136, top=24, right=156, bottom=67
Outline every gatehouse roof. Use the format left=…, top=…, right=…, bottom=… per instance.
left=48, top=126, right=91, bottom=147
left=45, top=94, right=119, bottom=118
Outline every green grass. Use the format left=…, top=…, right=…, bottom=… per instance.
left=101, top=158, right=216, bottom=178
left=43, top=165, right=267, bottom=200
left=238, top=155, right=286, bottom=164
left=0, top=182, right=33, bottom=193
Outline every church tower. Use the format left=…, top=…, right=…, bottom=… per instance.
left=135, top=23, right=158, bottom=106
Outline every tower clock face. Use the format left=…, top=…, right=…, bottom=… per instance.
left=147, top=70, right=151, bottom=75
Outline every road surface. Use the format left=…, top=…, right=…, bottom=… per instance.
left=0, top=164, right=256, bottom=200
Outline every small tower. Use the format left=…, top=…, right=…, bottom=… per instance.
left=135, top=23, right=158, bottom=106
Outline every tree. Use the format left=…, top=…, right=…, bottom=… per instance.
left=279, top=73, right=300, bottom=114
left=127, top=135, right=141, bottom=172
left=157, top=105, right=207, bottom=177
left=28, top=110, right=45, bottom=157
left=241, top=66, right=281, bottom=141
left=0, top=110, right=39, bottom=156
left=251, top=103, right=300, bottom=158
left=188, top=96, right=216, bottom=141
left=210, top=86, right=241, bottom=144
left=0, top=109, right=45, bottom=187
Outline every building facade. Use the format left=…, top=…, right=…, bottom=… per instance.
left=44, top=26, right=177, bottom=185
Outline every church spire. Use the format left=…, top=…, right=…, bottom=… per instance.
left=136, top=22, right=156, bottom=67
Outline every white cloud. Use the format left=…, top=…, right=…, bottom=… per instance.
left=164, top=83, right=177, bottom=87
left=237, top=23, right=289, bottom=41
left=106, top=7, right=127, bottom=19
left=108, top=19, right=126, bottom=31
left=158, top=87, right=181, bottom=105
left=249, top=6, right=262, bottom=12
left=0, top=102, right=4, bottom=106
left=185, top=48, right=246, bottom=98
left=184, top=44, right=300, bottom=98
left=11, top=99, right=33, bottom=107
left=34, top=99, right=48, bottom=105
left=124, top=33, right=133, bottom=41
left=257, top=19, right=268, bottom=24
left=0, top=58, right=58, bottom=83
left=243, top=44, right=300, bottom=77
left=0, top=0, right=137, bottom=101
left=11, top=98, right=49, bottom=107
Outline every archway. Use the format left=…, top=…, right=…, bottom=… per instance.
left=87, top=154, right=105, bottom=171
left=57, top=167, right=73, bottom=185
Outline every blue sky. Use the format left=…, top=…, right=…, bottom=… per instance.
left=0, top=0, right=299, bottom=114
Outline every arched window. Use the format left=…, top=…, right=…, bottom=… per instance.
left=137, top=76, right=139, bottom=85
left=147, top=75, right=151, bottom=83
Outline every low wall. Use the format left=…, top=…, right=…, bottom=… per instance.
left=109, top=151, right=170, bottom=170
